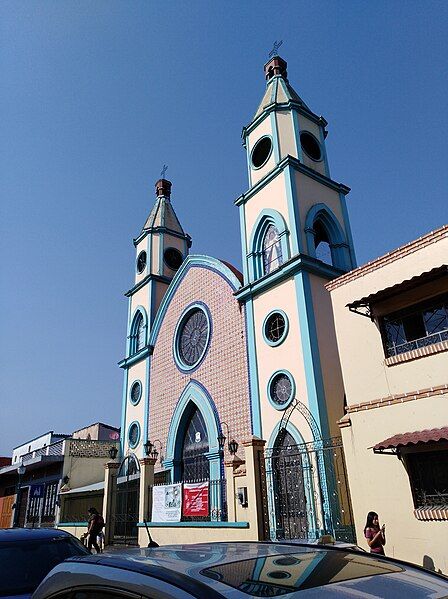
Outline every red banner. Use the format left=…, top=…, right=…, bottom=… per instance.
left=182, top=482, right=209, bottom=517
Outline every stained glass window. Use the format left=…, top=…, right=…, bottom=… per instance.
left=262, top=225, right=283, bottom=275
left=178, top=308, right=209, bottom=367
left=270, top=373, right=293, bottom=406
left=181, top=406, right=209, bottom=482
left=265, top=312, right=286, bottom=344
left=130, top=381, right=142, bottom=404
left=135, top=313, right=145, bottom=352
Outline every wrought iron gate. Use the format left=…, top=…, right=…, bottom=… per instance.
left=265, top=435, right=356, bottom=543
left=112, top=456, right=140, bottom=545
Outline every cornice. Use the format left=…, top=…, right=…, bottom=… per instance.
left=235, top=253, right=345, bottom=301
left=234, top=155, right=350, bottom=207
left=118, top=346, right=152, bottom=369
left=133, top=228, right=192, bottom=248
left=125, top=274, right=172, bottom=297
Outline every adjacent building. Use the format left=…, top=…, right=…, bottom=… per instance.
left=328, top=225, right=448, bottom=572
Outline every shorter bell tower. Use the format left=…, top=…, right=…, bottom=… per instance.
left=118, top=179, right=191, bottom=457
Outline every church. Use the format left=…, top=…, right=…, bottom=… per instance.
left=107, top=54, right=358, bottom=546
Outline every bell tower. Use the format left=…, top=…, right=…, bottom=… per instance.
left=236, top=55, right=356, bottom=446
left=118, top=179, right=191, bottom=457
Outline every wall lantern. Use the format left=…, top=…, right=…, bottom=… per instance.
left=143, top=440, right=154, bottom=457
left=217, top=432, right=226, bottom=451
left=108, top=446, right=118, bottom=460
left=219, top=422, right=239, bottom=455
left=228, top=439, right=239, bottom=455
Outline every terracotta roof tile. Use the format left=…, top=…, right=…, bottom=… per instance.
left=374, top=427, right=448, bottom=451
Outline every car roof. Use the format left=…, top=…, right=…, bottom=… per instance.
left=0, top=527, right=73, bottom=541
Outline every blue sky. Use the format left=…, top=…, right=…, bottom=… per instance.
left=1, top=1, right=447, bottom=454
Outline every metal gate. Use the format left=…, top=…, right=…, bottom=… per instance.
left=265, top=434, right=356, bottom=543
left=112, top=456, right=140, bottom=545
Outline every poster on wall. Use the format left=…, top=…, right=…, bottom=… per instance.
left=183, top=482, right=209, bottom=517
left=152, top=484, right=182, bottom=522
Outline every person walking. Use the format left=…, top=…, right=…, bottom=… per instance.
left=86, top=507, right=104, bottom=554
left=364, top=511, right=386, bottom=555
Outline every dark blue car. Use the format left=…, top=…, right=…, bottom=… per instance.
left=0, top=528, right=89, bottom=599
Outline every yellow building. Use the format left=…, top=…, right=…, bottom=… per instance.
left=328, top=225, right=448, bottom=573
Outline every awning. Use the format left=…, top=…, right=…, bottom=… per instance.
left=59, top=481, right=104, bottom=495
left=373, top=426, right=448, bottom=454
left=347, top=265, right=447, bottom=318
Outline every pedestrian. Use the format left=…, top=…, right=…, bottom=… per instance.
left=364, top=511, right=386, bottom=555
left=86, top=507, right=104, bottom=554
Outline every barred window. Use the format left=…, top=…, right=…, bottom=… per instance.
left=406, top=449, right=448, bottom=508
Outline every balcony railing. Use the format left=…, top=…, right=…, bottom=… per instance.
left=386, top=329, right=448, bottom=357
left=16, top=440, right=65, bottom=464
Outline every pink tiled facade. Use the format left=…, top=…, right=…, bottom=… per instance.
left=149, top=264, right=252, bottom=467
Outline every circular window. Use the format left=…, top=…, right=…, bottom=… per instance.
left=164, top=247, right=183, bottom=271
left=300, top=131, right=322, bottom=161
left=274, top=556, right=301, bottom=566
left=264, top=311, right=288, bottom=346
left=136, top=251, right=147, bottom=274
left=269, top=371, right=295, bottom=409
left=128, top=422, right=140, bottom=448
left=251, top=136, right=272, bottom=169
left=175, top=306, right=211, bottom=370
left=130, top=381, right=142, bottom=405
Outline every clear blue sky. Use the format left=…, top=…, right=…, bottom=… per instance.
left=1, top=1, right=447, bottom=454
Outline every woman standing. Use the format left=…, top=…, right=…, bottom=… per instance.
left=364, top=511, right=386, bottom=555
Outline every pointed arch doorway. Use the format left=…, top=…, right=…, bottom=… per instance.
left=271, top=429, right=308, bottom=540
left=180, top=405, right=210, bottom=482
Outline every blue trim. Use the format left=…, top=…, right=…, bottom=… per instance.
left=172, top=302, right=212, bottom=374
left=129, top=379, right=142, bottom=406
left=120, top=297, right=133, bottom=456
left=284, top=165, right=301, bottom=255
left=291, top=109, right=302, bottom=162
left=319, top=126, right=330, bottom=178
left=118, top=346, right=151, bottom=369
left=137, top=521, right=249, bottom=528
left=128, top=421, right=141, bottom=449
left=339, top=192, right=357, bottom=268
left=248, top=209, right=290, bottom=283
left=128, top=305, right=148, bottom=356
left=244, top=299, right=262, bottom=437
left=250, top=135, right=273, bottom=170
left=270, top=113, right=280, bottom=164
left=304, top=204, right=351, bottom=271
left=243, top=99, right=326, bottom=138
left=267, top=369, right=296, bottom=411
left=294, top=271, right=329, bottom=439
left=149, top=255, right=241, bottom=348
left=262, top=309, right=289, bottom=347
left=58, top=522, right=89, bottom=527
left=164, top=381, right=222, bottom=483
left=239, top=205, right=249, bottom=284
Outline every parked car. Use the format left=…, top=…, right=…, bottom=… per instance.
left=0, top=528, right=89, bottom=599
left=33, top=541, right=448, bottom=598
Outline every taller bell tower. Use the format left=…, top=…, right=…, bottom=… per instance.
left=236, top=55, right=356, bottom=446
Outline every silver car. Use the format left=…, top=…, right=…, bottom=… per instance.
left=33, top=541, right=448, bottom=598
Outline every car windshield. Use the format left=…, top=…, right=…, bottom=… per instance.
left=0, top=536, right=89, bottom=596
left=202, top=550, right=403, bottom=596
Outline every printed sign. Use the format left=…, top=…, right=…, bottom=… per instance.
left=151, top=484, right=181, bottom=522
left=29, top=484, right=45, bottom=499
left=183, top=482, right=209, bottom=517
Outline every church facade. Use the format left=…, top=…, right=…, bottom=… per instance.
left=110, top=54, right=357, bottom=546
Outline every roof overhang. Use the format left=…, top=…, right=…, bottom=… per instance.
left=373, top=426, right=448, bottom=455
left=347, top=265, right=447, bottom=319
left=59, top=481, right=105, bottom=495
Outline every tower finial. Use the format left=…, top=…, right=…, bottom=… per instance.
left=268, top=40, right=283, bottom=58
left=264, top=54, right=288, bottom=82
left=155, top=178, right=172, bottom=198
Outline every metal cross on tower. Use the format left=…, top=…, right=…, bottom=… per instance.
left=161, top=164, right=168, bottom=179
left=269, top=40, right=283, bottom=58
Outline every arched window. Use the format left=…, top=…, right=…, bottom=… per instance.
left=181, top=405, right=209, bottom=482
left=130, top=310, right=146, bottom=355
left=262, top=224, right=283, bottom=275
left=314, top=220, right=333, bottom=266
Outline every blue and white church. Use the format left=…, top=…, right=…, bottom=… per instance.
left=107, top=54, right=357, bottom=547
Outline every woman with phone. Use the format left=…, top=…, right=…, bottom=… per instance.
left=364, top=511, right=386, bottom=555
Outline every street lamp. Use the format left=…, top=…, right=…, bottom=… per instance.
left=143, top=440, right=153, bottom=457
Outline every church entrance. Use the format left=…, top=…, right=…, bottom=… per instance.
left=112, top=455, right=140, bottom=545
left=179, top=406, right=210, bottom=483
left=265, top=434, right=356, bottom=543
